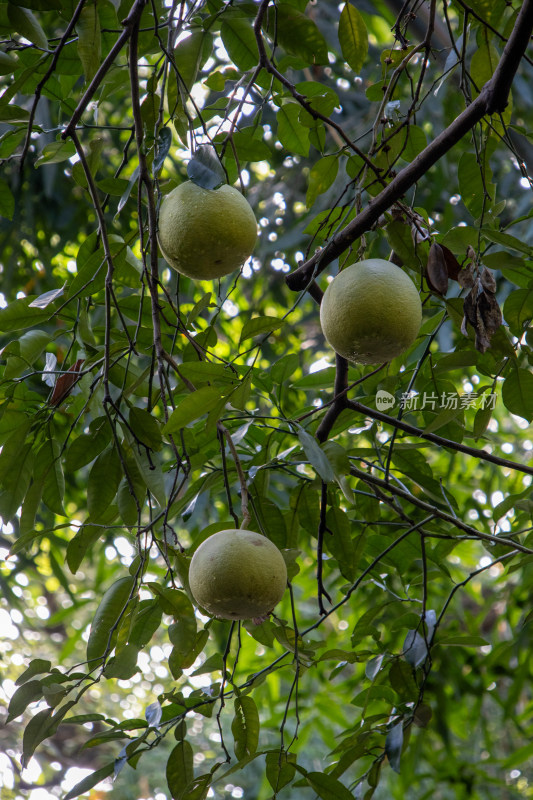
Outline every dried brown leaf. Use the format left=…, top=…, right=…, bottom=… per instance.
left=461, top=280, right=502, bottom=353
left=440, top=244, right=461, bottom=281
left=457, top=263, right=476, bottom=289
left=480, top=265, right=497, bottom=293
left=426, top=242, right=448, bottom=295
left=50, top=359, right=84, bottom=406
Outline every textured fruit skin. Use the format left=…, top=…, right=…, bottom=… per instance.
left=157, top=181, right=257, bottom=280
left=320, top=258, right=422, bottom=364
left=188, top=529, right=287, bottom=620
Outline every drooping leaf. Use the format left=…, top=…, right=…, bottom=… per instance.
left=76, top=1, right=101, bottom=83
left=7, top=679, right=43, bottom=722
left=166, top=740, right=194, bottom=800
left=35, top=140, right=76, bottom=166
left=239, top=314, right=284, bottom=342
left=338, top=3, right=368, bottom=73
left=276, top=104, right=310, bottom=157
left=385, top=722, right=404, bottom=773
left=297, top=426, right=335, bottom=482
left=187, top=144, right=226, bottom=190
left=86, top=576, right=135, bottom=666
left=15, top=659, right=51, bottom=686
left=502, top=367, right=533, bottom=423
left=304, top=770, right=355, bottom=800
left=232, top=695, right=260, bottom=760
left=273, top=4, right=329, bottom=65
left=63, top=763, right=115, bottom=800
left=266, top=749, right=297, bottom=792
left=306, top=155, right=339, bottom=208
left=87, top=445, right=122, bottom=521
left=163, top=386, right=227, bottom=433
left=220, top=16, right=259, bottom=71
left=0, top=176, right=15, bottom=219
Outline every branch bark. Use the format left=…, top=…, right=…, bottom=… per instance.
left=285, top=0, right=533, bottom=292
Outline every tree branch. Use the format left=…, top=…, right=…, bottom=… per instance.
left=349, top=463, right=533, bottom=554
left=62, top=0, right=147, bottom=140
left=346, top=398, right=533, bottom=478
left=286, top=0, right=533, bottom=291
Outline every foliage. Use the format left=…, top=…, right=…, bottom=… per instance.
left=0, top=1, right=533, bottom=799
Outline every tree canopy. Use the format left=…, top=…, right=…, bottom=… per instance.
left=1, top=1, right=533, bottom=798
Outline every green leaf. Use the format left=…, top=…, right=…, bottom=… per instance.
left=63, top=763, right=115, bottom=800
left=385, top=722, right=403, bottom=773
left=266, top=749, right=297, bottom=792
left=274, top=5, right=328, bottom=65
left=104, top=642, right=139, bottom=679
left=66, top=522, right=104, bottom=574
left=87, top=446, right=122, bottom=521
left=239, top=315, right=284, bottom=342
left=129, top=407, right=162, bottom=451
left=166, top=740, right=194, bottom=800
left=169, top=629, right=207, bottom=676
left=86, top=576, right=135, bottom=666
left=0, top=435, right=33, bottom=521
left=7, top=679, right=43, bottom=722
left=125, top=435, right=167, bottom=508
left=117, top=476, right=139, bottom=526
left=35, top=139, right=76, bottom=166
left=297, top=426, right=335, bottom=482
left=228, top=126, right=271, bottom=161
left=306, top=155, right=339, bottom=208
left=338, top=3, right=368, bottom=73
left=168, top=614, right=198, bottom=660
left=15, top=658, right=51, bottom=685
left=276, top=104, right=310, bottom=157
left=220, top=17, right=259, bottom=71
left=325, top=506, right=356, bottom=581
left=65, top=418, right=111, bottom=471
left=21, top=707, right=54, bottom=768
left=481, top=228, right=532, bottom=257
left=0, top=176, right=15, bottom=219
left=437, top=635, right=489, bottom=646
left=151, top=585, right=196, bottom=620
left=163, top=386, right=226, bottom=433
left=128, top=600, right=163, bottom=649
left=173, top=29, right=209, bottom=90
left=305, top=771, right=355, bottom=800
left=187, top=144, right=225, bottom=190
left=3, top=328, right=49, bottom=379
left=458, top=151, right=491, bottom=219
left=503, top=288, right=533, bottom=337
left=0, top=49, right=18, bottom=75
left=76, top=1, right=101, bottom=83
left=178, top=360, right=237, bottom=385
left=232, top=696, right=260, bottom=760
left=502, top=368, right=533, bottom=423
left=36, top=433, right=65, bottom=515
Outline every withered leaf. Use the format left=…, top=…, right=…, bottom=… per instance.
left=461, top=279, right=502, bottom=354
left=457, top=262, right=475, bottom=289
left=480, top=265, right=497, bottom=293
left=49, top=359, right=84, bottom=406
left=426, top=242, right=448, bottom=294
left=440, top=244, right=461, bottom=280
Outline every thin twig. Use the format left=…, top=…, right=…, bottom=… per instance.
left=217, top=422, right=251, bottom=528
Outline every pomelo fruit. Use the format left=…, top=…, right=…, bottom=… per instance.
left=157, top=181, right=257, bottom=280
left=188, top=529, right=287, bottom=620
left=320, top=258, right=422, bottom=364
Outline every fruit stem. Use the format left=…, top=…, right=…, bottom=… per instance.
left=217, top=422, right=251, bottom=528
